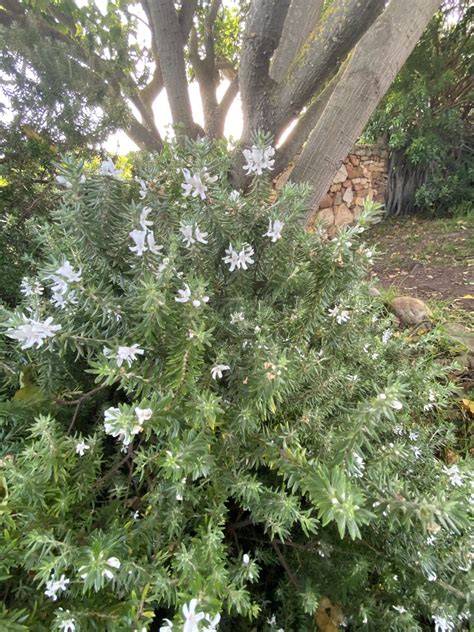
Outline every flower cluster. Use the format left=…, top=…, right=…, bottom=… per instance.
left=103, top=406, right=152, bottom=447
left=242, top=145, right=275, bottom=175
left=175, top=283, right=209, bottom=307
left=104, top=343, right=145, bottom=368
left=44, top=573, right=70, bottom=601
left=223, top=244, right=255, bottom=271
left=160, top=599, right=221, bottom=632
left=6, top=315, right=61, bottom=349
left=328, top=305, right=350, bottom=324
left=182, top=168, right=217, bottom=200
left=99, top=157, right=122, bottom=178
left=47, top=260, right=82, bottom=309
left=129, top=207, right=163, bottom=257
left=180, top=222, right=208, bottom=248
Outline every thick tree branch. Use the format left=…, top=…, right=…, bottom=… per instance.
left=273, top=71, right=340, bottom=175
left=269, top=0, right=324, bottom=84
left=290, top=0, right=442, bottom=212
left=145, top=0, right=197, bottom=139
left=273, top=0, right=385, bottom=138
left=239, top=0, right=291, bottom=141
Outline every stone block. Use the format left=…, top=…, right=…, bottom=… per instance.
left=333, top=164, right=348, bottom=184
left=334, top=203, right=353, bottom=227
left=330, top=183, right=342, bottom=192
left=342, top=186, right=354, bottom=205
left=349, top=155, right=360, bottom=166
left=318, top=193, right=333, bottom=209
left=315, top=207, right=335, bottom=227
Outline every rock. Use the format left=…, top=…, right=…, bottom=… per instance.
left=346, top=164, right=364, bottom=178
left=353, top=205, right=364, bottom=219
left=342, top=186, right=354, bottom=205
left=444, top=323, right=474, bottom=352
left=349, top=155, right=361, bottom=166
left=334, top=191, right=342, bottom=205
left=333, top=164, right=348, bottom=184
left=315, top=207, right=334, bottom=228
left=319, top=194, right=333, bottom=209
left=334, top=203, right=353, bottom=227
left=389, top=296, right=431, bottom=326
left=330, top=183, right=341, bottom=193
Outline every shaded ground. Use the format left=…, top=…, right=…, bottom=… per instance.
left=369, top=215, right=474, bottom=312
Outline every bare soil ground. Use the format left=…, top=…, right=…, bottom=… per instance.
left=368, top=215, right=474, bottom=312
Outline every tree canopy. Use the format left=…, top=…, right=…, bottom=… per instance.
left=0, top=0, right=441, bottom=206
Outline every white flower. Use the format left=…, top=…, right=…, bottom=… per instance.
left=99, top=158, right=122, bottom=178
left=137, top=178, right=149, bottom=199
left=129, top=229, right=148, bottom=256
left=146, top=231, right=163, bottom=255
left=75, top=441, right=90, bottom=456
left=352, top=453, right=365, bottom=478
left=426, top=571, right=437, bottom=582
left=58, top=614, right=76, bottom=632
left=44, top=574, right=70, bottom=601
left=412, top=446, right=422, bottom=459
left=230, top=311, right=245, bottom=324
left=180, top=223, right=208, bottom=247
left=328, top=306, right=350, bottom=324
left=229, top=189, right=240, bottom=202
left=20, top=278, right=44, bottom=297
left=180, top=223, right=196, bottom=247
left=423, top=389, right=437, bottom=411
left=139, top=206, right=153, bottom=229
left=242, top=553, right=250, bottom=565
left=204, top=613, right=221, bottom=631
left=104, top=407, right=145, bottom=446
left=135, top=407, right=152, bottom=424
left=175, top=284, right=192, bottom=303
left=443, top=464, right=463, bottom=487
left=382, top=329, right=392, bottom=344
left=433, top=615, right=456, bottom=632
left=195, top=226, right=209, bottom=244
left=223, top=243, right=255, bottom=271
left=54, top=261, right=82, bottom=283
left=102, top=556, right=121, bottom=581
left=347, top=374, right=358, bottom=383
left=263, top=219, right=284, bottom=242
left=182, top=169, right=209, bottom=200
left=393, top=605, right=407, bottom=614
left=242, top=145, right=275, bottom=175
left=182, top=599, right=206, bottom=632
left=211, top=364, right=230, bottom=380
left=55, top=175, right=72, bottom=188
left=408, top=431, right=419, bottom=441
left=116, top=344, right=144, bottom=368
left=159, top=619, right=174, bottom=632
left=7, top=315, right=61, bottom=349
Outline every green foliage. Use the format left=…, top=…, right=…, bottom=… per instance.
left=365, top=1, right=473, bottom=215
left=0, top=140, right=471, bottom=631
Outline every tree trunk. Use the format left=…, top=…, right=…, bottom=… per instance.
left=289, top=0, right=442, bottom=213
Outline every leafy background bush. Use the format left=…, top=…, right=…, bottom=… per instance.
left=0, top=140, right=471, bottom=631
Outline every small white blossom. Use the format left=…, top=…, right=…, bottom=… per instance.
left=211, top=364, right=230, bottom=380
left=242, top=145, right=275, bottom=175
left=426, top=535, right=436, bottom=545
left=411, top=446, right=422, bottom=459
left=180, top=223, right=208, bottom=247
left=443, top=464, right=463, bottom=487
left=175, top=284, right=192, bottom=303
left=99, top=158, right=122, bottom=178
left=159, top=619, right=174, bottom=632
left=382, top=329, right=392, bottom=344
left=146, top=231, right=163, bottom=255
left=7, top=315, right=61, bottom=349
left=116, top=344, right=144, bottom=368
left=44, top=574, right=70, bottom=601
left=181, top=169, right=215, bottom=200
left=426, top=571, right=437, bottom=582
left=352, top=453, right=365, bottom=478
left=263, top=219, right=284, bottom=242
left=104, top=407, right=146, bottom=447
left=139, top=206, right=153, bottom=229
left=204, top=613, right=221, bottom=631
left=54, top=261, right=82, bottom=283
left=55, top=175, right=72, bottom=188
left=328, top=305, right=350, bottom=324
left=102, top=556, right=121, bottom=581
left=75, top=441, right=90, bottom=456
left=392, top=605, right=407, bottom=614
left=135, top=407, right=152, bottom=424
left=195, top=226, right=209, bottom=244
left=182, top=599, right=206, bottom=632
left=409, top=431, right=419, bottom=441
left=347, top=374, right=358, bottom=383
left=242, top=553, right=250, bottom=565
left=129, top=229, right=148, bottom=256
left=230, top=311, right=245, bottom=324
left=433, top=615, right=456, bottom=632
left=58, top=613, right=76, bottom=632
left=223, top=244, right=254, bottom=272
left=229, top=189, right=240, bottom=202
left=20, top=278, right=44, bottom=297
left=137, top=178, right=149, bottom=199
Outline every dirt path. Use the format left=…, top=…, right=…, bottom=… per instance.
left=368, top=216, right=473, bottom=311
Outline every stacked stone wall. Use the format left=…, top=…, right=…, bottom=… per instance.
left=309, top=144, right=388, bottom=235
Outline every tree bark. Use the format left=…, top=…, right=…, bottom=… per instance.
left=269, top=0, right=324, bottom=84
left=145, top=0, right=198, bottom=139
left=290, top=0, right=441, bottom=213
